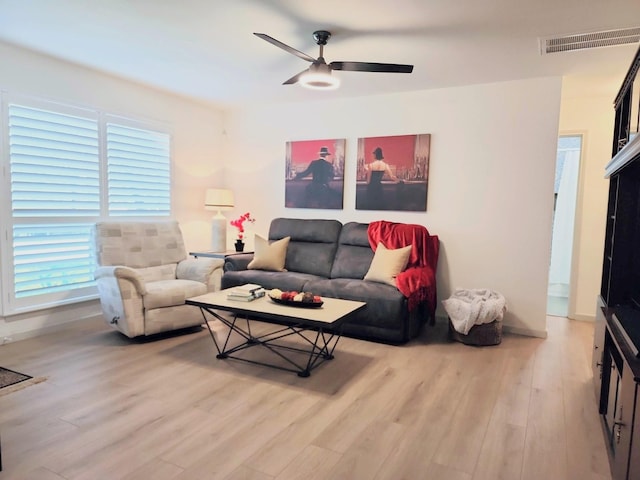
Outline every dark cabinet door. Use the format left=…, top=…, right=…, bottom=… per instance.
left=612, top=361, right=636, bottom=480
left=593, top=299, right=607, bottom=403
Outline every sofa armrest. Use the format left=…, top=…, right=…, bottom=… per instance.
left=223, top=253, right=254, bottom=272
left=176, top=258, right=224, bottom=292
left=95, top=265, right=147, bottom=295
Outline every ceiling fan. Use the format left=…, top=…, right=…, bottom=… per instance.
left=254, top=30, right=414, bottom=90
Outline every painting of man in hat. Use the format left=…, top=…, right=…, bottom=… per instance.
left=285, top=139, right=345, bottom=209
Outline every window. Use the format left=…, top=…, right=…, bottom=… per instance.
left=107, top=122, right=170, bottom=216
left=3, top=97, right=171, bottom=314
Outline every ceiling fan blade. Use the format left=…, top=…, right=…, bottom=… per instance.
left=283, top=69, right=308, bottom=85
left=254, top=33, right=316, bottom=63
left=330, top=61, right=413, bottom=73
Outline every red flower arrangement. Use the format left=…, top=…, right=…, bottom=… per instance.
left=230, top=212, right=255, bottom=240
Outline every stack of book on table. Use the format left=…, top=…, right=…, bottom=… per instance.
left=226, top=283, right=266, bottom=302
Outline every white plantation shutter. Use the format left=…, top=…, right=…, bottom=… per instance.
left=4, top=100, right=172, bottom=311
left=107, top=123, right=170, bottom=216
left=9, top=105, right=100, bottom=217
left=8, top=104, right=99, bottom=301
left=12, top=224, right=95, bottom=298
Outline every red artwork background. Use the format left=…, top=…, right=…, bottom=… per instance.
left=285, top=138, right=345, bottom=209
left=356, top=133, right=431, bottom=211
left=361, top=135, right=416, bottom=169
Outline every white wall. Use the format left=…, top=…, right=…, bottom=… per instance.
left=0, top=42, right=226, bottom=340
left=223, top=77, right=563, bottom=338
left=558, top=93, right=614, bottom=321
left=0, top=41, right=566, bottom=340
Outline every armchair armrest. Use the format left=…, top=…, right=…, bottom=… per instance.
left=177, top=258, right=224, bottom=292
left=94, top=265, right=146, bottom=337
left=223, top=253, right=254, bottom=272
left=94, top=265, right=147, bottom=295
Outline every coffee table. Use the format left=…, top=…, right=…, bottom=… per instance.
left=186, top=290, right=366, bottom=377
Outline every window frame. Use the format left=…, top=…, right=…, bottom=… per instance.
left=0, top=92, right=173, bottom=316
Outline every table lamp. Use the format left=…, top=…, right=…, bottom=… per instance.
left=205, top=188, right=234, bottom=252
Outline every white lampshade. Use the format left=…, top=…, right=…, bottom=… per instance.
left=205, top=188, right=234, bottom=252
left=205, top=188, right=234, bottom=211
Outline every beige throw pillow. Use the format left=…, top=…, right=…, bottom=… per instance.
left=364, top=243, right=412, bottom=287
left=247, top=235, right=290, bottom=271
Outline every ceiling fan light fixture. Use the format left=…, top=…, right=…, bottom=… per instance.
left=299, top=71, right=340, bottom=90
left=299, top=62, right=340, bottom=90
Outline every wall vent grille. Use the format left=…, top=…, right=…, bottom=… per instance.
left=540, top=27, right=640, bottom=54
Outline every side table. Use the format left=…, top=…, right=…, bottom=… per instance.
left=189, top=250, right=253, bottom=259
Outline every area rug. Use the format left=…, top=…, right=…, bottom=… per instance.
left=0, top=367, right=46, bottom=397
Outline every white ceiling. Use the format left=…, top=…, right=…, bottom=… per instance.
left=0, top=0, right=639, bottom=108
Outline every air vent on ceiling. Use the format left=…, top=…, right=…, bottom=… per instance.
left=540, top=27, right=640, bottom=55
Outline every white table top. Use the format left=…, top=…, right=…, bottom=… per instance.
left=187, top=289, right=366, bottom=326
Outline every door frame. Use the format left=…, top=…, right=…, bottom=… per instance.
left=555, top=131, right=586, bottom=319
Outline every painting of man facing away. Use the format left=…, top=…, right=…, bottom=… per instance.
left=285, top=139, right=345, bottom=209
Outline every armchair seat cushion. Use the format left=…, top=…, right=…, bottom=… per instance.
left=144, top=279, right=207, bottom=310
left=138, top=264, right=178, bottom=282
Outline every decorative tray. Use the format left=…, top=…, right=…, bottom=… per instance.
left=269, top=297, right=324, bottom=308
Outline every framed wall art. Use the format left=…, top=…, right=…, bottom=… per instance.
left=355, top=133, right=431, bottom=211
left=285, top=138, right=345, bottom=209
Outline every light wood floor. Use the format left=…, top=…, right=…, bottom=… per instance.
left=0, top=315, right=611, bottom=480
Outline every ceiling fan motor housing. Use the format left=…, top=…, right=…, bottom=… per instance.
left=313, top=30, right=331, bottom=45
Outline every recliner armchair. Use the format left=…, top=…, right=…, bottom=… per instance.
left=93, top=220, right=223, bottom=338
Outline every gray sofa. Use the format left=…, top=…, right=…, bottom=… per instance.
left=221, top=218, right=438, bottom=343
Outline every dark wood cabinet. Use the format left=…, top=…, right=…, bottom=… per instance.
left=592, top=298, right=606, bottom=401
left=597, top=318, right=637, bottom=480
left=594, top=44, right=640, bottom=480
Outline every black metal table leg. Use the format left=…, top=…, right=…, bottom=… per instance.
left=198, top=306, right=343, bottom=377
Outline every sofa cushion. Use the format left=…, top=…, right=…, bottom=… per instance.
left=304, top=278, right=407, bottom=330
left=330, top=222, right=374, bottom=279
left=269, top=218, right=341, bottom=278
left=364, top=243, right=412, bottom=287
left=143, top=279, right=207, bottom=309
left=222, top=270, right=322, bottom=293
left=248, top=235, right=290, bottom=271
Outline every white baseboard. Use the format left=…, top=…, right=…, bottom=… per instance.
left=0, top=300, right=102, bottom=344
left=3, top=314, right=103, bottom=344
left=435, top=314, right=548, bottom=339
left=502, top=324, right=548, bottom=339
left=568, top=313, right=595, bottom=322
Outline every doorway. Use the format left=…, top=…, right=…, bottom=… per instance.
left=547, top=135, right=582, bottom=317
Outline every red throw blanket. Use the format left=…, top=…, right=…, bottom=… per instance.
left=367, top=221, right=439, bottom=320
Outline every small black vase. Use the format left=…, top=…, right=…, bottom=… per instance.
left=234, top=239, right=245, bottom=252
